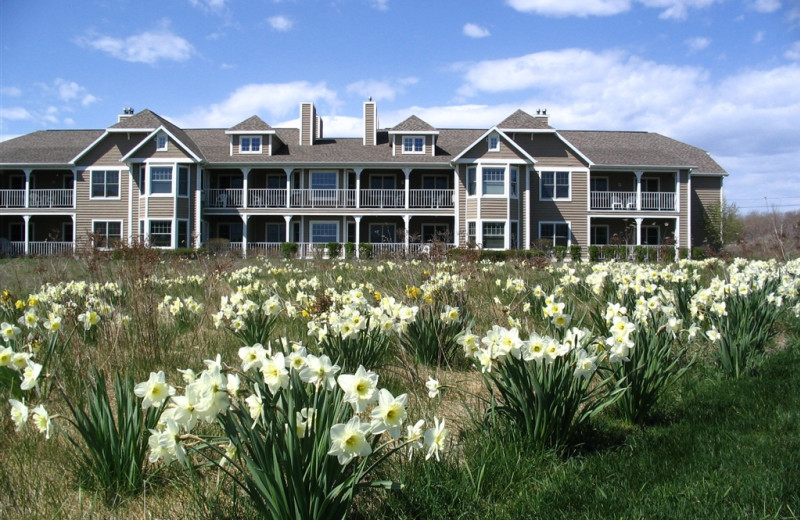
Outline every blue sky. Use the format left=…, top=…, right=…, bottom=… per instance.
left=1, top=0, right=798, bottom=212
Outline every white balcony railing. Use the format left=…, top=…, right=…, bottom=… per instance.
left=410, top=189, right=453, bottom=208
left=290, top=189, right=356, bottom=209
left=590, top=191, right=675, bottom=211
left=207, top=188, right=243, bottom=208
left=29, top=189, right=73, bottom=208
left=0, top=190, right=25, bottom=208
left=360, top=189, right=404, bottom=208
left=248, top=189, right=286, bottom=208
left=28, top=241, right=73, bottom=256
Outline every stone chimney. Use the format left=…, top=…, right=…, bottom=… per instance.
left=363, top=98, right=377, bottom=146
left=535, top=108, right=549, bottom=126
left=299, top=102, right=317, bottom=145
left=118, top=107, right=135, bottom=123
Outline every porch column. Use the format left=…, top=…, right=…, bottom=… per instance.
left=71, top=214, right=77, bottom=255
left=403, top=214, right=410, bottom=256
left=635, top=171, right=643, bottom=211
left=453, top=168, right=460, bottom=248
left=23, top=169, right=31, bottom=209
left=241, top=168, right=250, bottom=209
left=354, top=215, right=362, bottom=259
left=241, top=214, right=249, bottom=259
left=635, top=217, right=643, bottom=246
left=673, top=217, right=680, bottom=261
left=284, top=215, right=292, bottom=245
left=194, top=167, right=203, bottom=249
left=354, top=169, right=362, bottom=209
left=72, top=169, right=77, bottom=210
left=23, top=215, right=31, bottom=255
left=284, top=168, right=293, bottom=209
left=403, top=168, right=412, bottom=210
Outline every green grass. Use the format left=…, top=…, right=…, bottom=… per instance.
left=368, top=342, right=800, bottom=520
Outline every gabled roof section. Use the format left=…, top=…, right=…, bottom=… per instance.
left=497, top=109, right=553, bottom=130
left=108, top=109, right=166, bottom=131
left=225, top=115, right=275, bottom=134
left=0, top=130, right=104, bottom=166
left=389, top=115, right=439, bottom=134
left=451, top=127, right=537, bottom=164
left=120, top=124, right=203, bottom=162
left=559, top=131, right=727, bottom=173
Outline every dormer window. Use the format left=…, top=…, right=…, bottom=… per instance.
left=488, top=135, right=500, bottom=152
left=240, top=136, right=262, bottom=154
left=403, top=136, right=425, bottom=154
left=156, top=134, right=168, bottom=151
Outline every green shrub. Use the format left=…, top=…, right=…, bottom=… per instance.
left=691, top=246, right=706, bottom=260
left=588, top=245, right=601, bottom=262
left=569, top=245, right=582, bottom=262
left=281, top=242, right=299, bottom=259
left=207, top=238, right=230, bottom=254
left=327, top=242, right=342, bottom=259
left=679, top=247, right=690, bottom=259
left=634, top=246, right=647, bottom=263
left=344, top=242, right=356, bottom=259
left=358, top=242, right=373, bottom=259
left=553, top=246, right=567, bottom=261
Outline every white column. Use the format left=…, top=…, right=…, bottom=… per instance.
left=284, top=168, right=293, bottom=209
left=23, top=215, right=31, bottom=255
left=403, top=168, right=411, bottom=209
left=71, top=214, right=77, bottom=255
left=241, top=214, right=249, bottom=259
left=194, top=167, right=203, bottom=249
left=403, top=214, right=410, bottom=256
left=354, top=169, right=362, bottom=209
left=242, top=168, right=250, bottom=209
left=453, top=168, right=460, bottom=247
left=635, top=217, right=643, bottom=246
left=23, top=169, right=31, bottom=209
left=673, top=217, right=680, bottom=261
left=354, top=215, right=362, bottom=259
left=284, top=215, right=292, bottom=244
left=635, top=171, right=643, bottom=211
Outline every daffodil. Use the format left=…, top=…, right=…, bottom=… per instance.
left=370, top=389, right=407, bottom=439
left=9, top=398, right=28, bottom=431
left=134, top=371, right=176, bottom=408
left=328, top=416, right=373, bottom=465
left=424, top=416, right=447, bottom=461
left=337, top=365, right=379, bottom=413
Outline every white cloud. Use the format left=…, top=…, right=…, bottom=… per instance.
left=506, top=0, right=719, bottom=19
left=173, top=81, right=339, bottom=127
left=685, top=36, right=711, bottom=53
left=749, top=0, right=781, bottom=13
left=785, top=41, right=800, bottom=60
left=54, top=79, right=98, bottom=107
left=463, top=23, right=490, bottom=38
left=268, top=15, right=293, bottom=31
left=78, top=21, right=194, bottom=64
left=277, top=115, right=364, bottom=137
left=188, top=0, right=227, bottom=12
left=369, top=0, right=389, bottom=11
left=0, top=107, right=32, bottom=121
left=1, top=87, right=22, bottom=97
left=346, top=77, right=418, bottom=101
left=753, top=31, right=765, bottom=43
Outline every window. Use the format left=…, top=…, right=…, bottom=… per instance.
left=590, top=177, right=608, bottom=192
left=422, top=175, right=448, bottom=190
left=402, top=136, right=424, bottom=154
left=510, top=221, right=519, bottom=249
left=422, top=224, right=449, bottom=243
left=310, top=172, right=337, bottom=190
left=240, top=136, right=262, bottom=153
left=266, top=223, right=286, bottom=243
left=310, top=221, right=338, bottom=243
left=467, top=221, right=476, bottom=245
left=177, top=220, right=189, bottom=248
left=150, top=166, right=173, bottom=194
left=370, top=175, right=396, bottom=189
left=540, top=222, right=570, bottom=247
left=149, top=220, right=172, bottom=247
left=482, top=168, right=505, bottom=195
left=139, top=165, right=146, bottom=196
left=178, top=167, right=189, bottom=197
left=510, top=167, right=518, bottom=197
left=218, top=222, right=243, bottom=242
left=591, top=225, right=609, bottom=245
left=467, top=167, right=476, bottom=196
left=482, top=222, right=505, bottom=249
left=92, top=221, right=122, bottom=248
left=369, top=223, right=396, bottom=243
left=90, top=170, right=119, bottom=198
left=540, top=171, right=570, bottom=200
left=156, top=134, right=168, bottom=151
left=641, top=226, right=660, bottom=245
left=488, top=135, right=499, bottom=151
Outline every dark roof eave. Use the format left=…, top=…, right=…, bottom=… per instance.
left=201, top=160, right=455, bottom=169
left=0, top=162, right=75, bottom=168
left=589, top=164, right=700, bottom=171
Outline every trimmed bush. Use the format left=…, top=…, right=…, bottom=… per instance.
left=281, top=241, right=299, bottom=259
left=570, top=244, right=582, bottom=262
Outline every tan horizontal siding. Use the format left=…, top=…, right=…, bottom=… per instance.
left=146, top=198, right=175, bottom=218
left=76, top=133, right=144, bottom=167
left=691, top=175, right=722, bottom=247
left=514, top=134, right=587, bottom=168
left=480, top=198, right=507, bottom=219
left=530, top=171, right=588, bottom=247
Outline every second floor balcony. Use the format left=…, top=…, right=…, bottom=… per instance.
left=205, top=188, right=455, bottom=210
left=0, top=189, right=74, bottom=209
left=590, top=190, right=675, bottom=211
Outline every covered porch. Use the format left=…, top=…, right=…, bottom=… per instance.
left=0, top=214, right=75, bottom=256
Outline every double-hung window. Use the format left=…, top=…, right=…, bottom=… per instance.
left=540, top=222, right=570, bottom=247
left=93, top=221, right=122, bottom=248
left=402, top=136, right=424, bottom=154
left=91, top=170, right=120, bottom=198
left=310, top=221, right=338, bottom=243
left=178, top=167, right=189, bottom=197
left=240, top=136, right=262, bottom=153
left=540, top=171, right=570, bottom=200
left=510, top=167, right=518, bottom=197
left=150, top=166, right=173, bottom=194
left=488, top=135, right=500, bottom=151
left=150, top=220, right=172, bottom=247
left=467, top=222, right=476, bottom=245
left=482, top=222, right=505, bottom=249
left=467, top=167, right=476, bottom=196
left=156, top=134, right=168, bottom=151
left=482, top=168, right=505, bottom=195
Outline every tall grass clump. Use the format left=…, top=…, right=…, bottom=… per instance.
left=398, top=300, right=472, bottom=368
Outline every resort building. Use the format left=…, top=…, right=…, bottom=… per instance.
left=0, top=101, right=726, bottom=257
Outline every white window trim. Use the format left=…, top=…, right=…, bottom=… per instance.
left=309, top=220, right=340, bottom=243
left=467, top=220, right=476, bottom=245
left=176, top=219, right=190, bottom=249
left=91, top=219, right=123, bottom=250
left=539, top=170, right=572, bottom=202
left=88, top=169, right=122, bottom=200
left=481, top=221, right=506, bottom=250
left=369, top=222, right=397, bottom=243
left=177, top=166, right=190, bottom=198
left=466, top=167, right=477, bottom=197
left=147, top=219, right=173, bottom=249
left=538, top=221, right=572, bottom=247
left=402, top=136, right=425, bottom=154
left=510, top=166, right=519, bottom=199
left=309, top=171, right=339, bottom=190
left=156, top=134, right=168, bottom=152
left=148, top=164, right=175, bottom=197
left=240, top=135, right=262, bottom=154
left=488, top=134, right=500, bottom=152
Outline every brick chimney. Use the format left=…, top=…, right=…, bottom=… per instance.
left=299, top=102, right=316, bottom=145
left=363, top=98, right=377, bottom=146
left=535, top=108, right=549, bottom=126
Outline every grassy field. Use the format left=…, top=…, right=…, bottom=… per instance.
left=0, top=253, right=797, bottom=519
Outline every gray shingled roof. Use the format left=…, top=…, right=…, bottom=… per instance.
left=559, top=131, right=726, bottom=173
left=497, top=109, right=553, bottom=130
left=0, top=130, right=104, bottom=165
left=391, top=115, right=437, bottom=132
left=228, top=115, right=274, bottom=132
left=109, top=109, right=165, bottom=129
